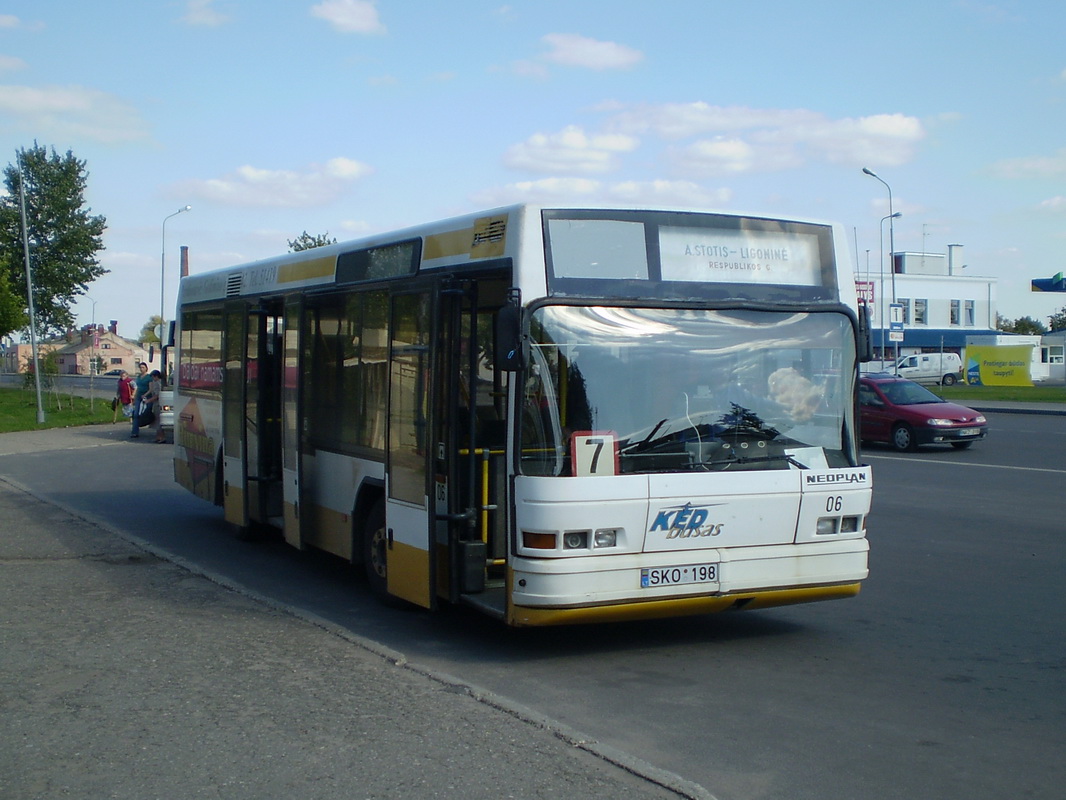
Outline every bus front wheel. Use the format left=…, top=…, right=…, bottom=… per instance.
left=363, top=499, right=388, bottom=597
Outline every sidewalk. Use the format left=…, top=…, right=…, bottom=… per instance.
left=0, top=474, right=695, bottom=800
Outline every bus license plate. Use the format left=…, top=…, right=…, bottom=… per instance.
left=641, top=563, right=719, bottom=588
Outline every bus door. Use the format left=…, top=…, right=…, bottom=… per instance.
left=247, top=300, right=284, bottom=527
left=436, top=276, right=511, bottom=606
left=222, top=299, right=284, bottom=534
left=280, top=298, right=306, bottom=549
left=385, top=290, right=435, bottom=608
left=222, top=302, right=249, bottom=529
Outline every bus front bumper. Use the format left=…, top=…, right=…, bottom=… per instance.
left=507, top=539, right=869, bottom=626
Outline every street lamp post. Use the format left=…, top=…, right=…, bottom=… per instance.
left=16, top=149, right=45, bottom=423
left=879, top=212, right=902, bottom=362
left=161, top=206, right=191, bottom=380
left=863, top=168, right=897, bottom=301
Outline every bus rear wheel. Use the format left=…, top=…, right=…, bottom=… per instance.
left=363, top=499, right=388, bottom=597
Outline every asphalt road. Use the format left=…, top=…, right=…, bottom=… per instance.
left=1, top=412, right=1063, bottom=800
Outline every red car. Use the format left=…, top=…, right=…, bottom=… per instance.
left=859, top=374, right=988, bottom=451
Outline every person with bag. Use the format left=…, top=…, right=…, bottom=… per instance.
left=130, top=362, right=151, bottom=438
left=141, top=370, right=166, bottom=444
left=113, top=370, right=135, bottom=423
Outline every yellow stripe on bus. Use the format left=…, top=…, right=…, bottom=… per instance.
left=387, top=538, right=433, bottom=609
left=509, top=583, right=862, bottom=627
left=423, top=229, right=473, bottom=260
left=423, top=214, right=508, bottom=262
left=278, top=256, right=335, bottom=283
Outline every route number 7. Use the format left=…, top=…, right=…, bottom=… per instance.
left=571, top=432, right=617, bottom=477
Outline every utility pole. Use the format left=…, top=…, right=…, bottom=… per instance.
left=16, top=149, right=45, bottom=423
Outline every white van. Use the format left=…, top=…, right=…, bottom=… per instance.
left=894, top=352, right=963, bottom=385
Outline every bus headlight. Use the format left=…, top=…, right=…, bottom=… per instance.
left=563, top=531, right=589, bottom=550
left=594, top=528, right=618, bottom=548
left=816, top=517, right=839, bottom=535
left=839, top=515, right=860, bottom=533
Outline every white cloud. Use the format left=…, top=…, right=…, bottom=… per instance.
left=540, top=33, right=644, bottom=70
left=311, top=0, right=385, bottom=34
left=0, top=14, right=44, bottom=31
left=0, top=55, right=27, bottom=72
left=798, top=113, right=926, bottom=167
left=0, top=84, right=150, bottom=143
left=175, top=158, right=373, bottom=208
left=503, top=125, right=639, bottom=174
left=1039, top=196, right=1066, bottom=211
left=607, top=102, right=924, bottom=173
left=991, top=149, right=1066, bottom=179
left=609, top=102, right=821, bottom=139
left=606, top=180, right=732, bottom=208
left=367, top=74, right=399, bottom=87
left=510, top=59, right=550, bottom=79
left=182, top=0, right=228, bottom=27
left=512, top=34, right=643, bottom=76
left=674, top=138, right=759, bottom=176
left=338, top=218, right=374, bottom=236
left=473, top=177, right=603, bottom=206
left=472, top=177, right=730, bottom=209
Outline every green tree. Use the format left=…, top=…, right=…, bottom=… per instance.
left=0, top=256, right=27, bottom=335
left=1005, top=315, right=1047, bottom=335
left=0, top=143, right=107, bottom=338
left=1049, top=306, right=1066, bottom=332
left=140, top=314, right=164, bottom=344
left=288, top=230, right=337, bottom=252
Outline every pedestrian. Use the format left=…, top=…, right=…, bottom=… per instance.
left=113, top=370, right=135, bottom=423
left=130, top=362, right=151, bottom=438
left=140, top=369, right=166, bottom=444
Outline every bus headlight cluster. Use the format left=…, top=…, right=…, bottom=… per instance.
left=816, top=515, right=863, bottom=535
left=522, top=527, right=621, bottom=551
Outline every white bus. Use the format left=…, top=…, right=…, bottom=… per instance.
left=173, top=205, right=872, bottom=626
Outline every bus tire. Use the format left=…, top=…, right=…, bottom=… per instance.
left=363, top=499, right=388, bottom=597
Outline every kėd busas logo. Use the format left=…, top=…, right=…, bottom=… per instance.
left=649, top=502, right=724, bottom=539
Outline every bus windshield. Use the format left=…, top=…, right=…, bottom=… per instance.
left=520, top=306, right=857, bottom=476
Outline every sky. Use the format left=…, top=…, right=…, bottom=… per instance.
left=1, top=0, right=1064, bottom=336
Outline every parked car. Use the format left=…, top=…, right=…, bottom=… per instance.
left=103, top=368, right=125, bottom=376
left=894, top=352, right=963, bottom=386
left=859, top=374, right=987, bottom=451
left=158, top=388, right=174, bottom=440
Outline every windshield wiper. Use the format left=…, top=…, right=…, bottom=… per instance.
left=623, top=418, right=668, bottom=453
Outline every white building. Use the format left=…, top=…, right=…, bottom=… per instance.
left=856, top=249, right=998, bottom=359
left=1039, top=331, right=1066, bottom=383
